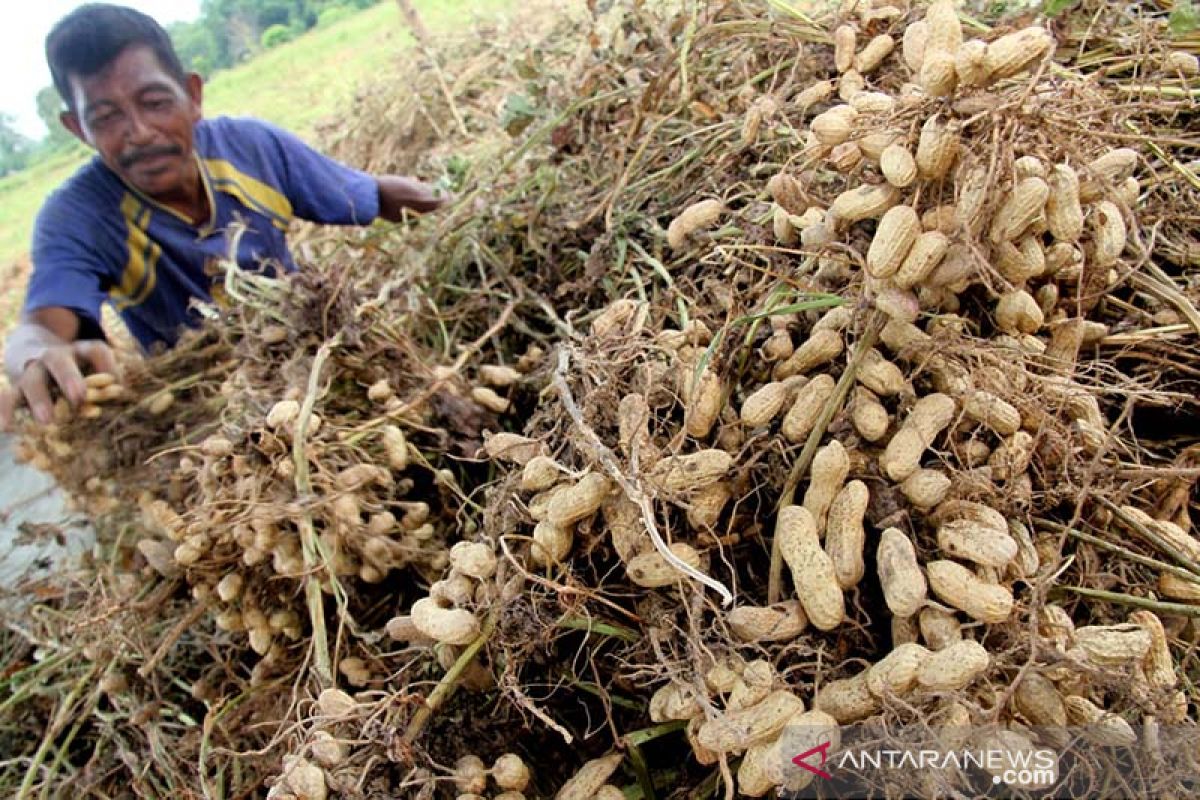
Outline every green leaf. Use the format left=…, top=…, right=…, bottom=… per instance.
left=500, top=94, right=538, bottom=136
left=1043, top=0, right=1077, bottom=17
left=1170, top=0, right=1199, bottom=35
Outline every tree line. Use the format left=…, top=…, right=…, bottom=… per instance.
left=0, top=0, right=379, bottom=178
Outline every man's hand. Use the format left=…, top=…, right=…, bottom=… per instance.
left=0, top=324, right=117, bottom=430
left=377, top=175, right=452, bottom=220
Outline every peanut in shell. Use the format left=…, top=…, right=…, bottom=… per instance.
left=931, top=499, right=1008, bottom=531
left=1079, top=148, right=1138, bottom=203
left=983, top=26, right=1053, bottom=81
left=854, top=34, right=895, bottom=74
left=1159, top=572, right=1200, bottom=601
left=936, top=519, right=1018, bottom=567
left=990, top=176, right=1050, bottom=244
left=924, top=0, right=963, bottom=55
left=626, top=542, right=705, bottom=588
left=1046, top=164, right=1084, bottom=242
left=901, top=469, right=951, bottom=509
left=741, top=380, right=795, bottom=427
left=774, top=329, right=843, bottom=379
left=411, top=597, right=481, bottom=646
left=879, top=393, right=957, bottom=482
left=1128, top=610, right=1177, bottom=690
left=1163, top=50, right=1200, bottom=75
left=877, top=527, right=928, bottom=617
left=995, top=290, right=1044, bottom=335
left=829, top=183, right=899, bottom=226
left=825, top=480, right=869, bottom=588
left=736, top=738, right=780, bottom=797
left=811, top=104, right=858, bottom=146
left=917, top=639, right=989, bottom=691
left=531, top=520, right=573, bottom=565
left=837, top=69, right=865, bottom=101
left=880, top=143, right=918, bottom=188
left=777, top=505, right=845, bottom=630
left=893, top=230, right=949, bottom=289
left=546, top=472, right=611, bottom=526
left=851, top=387, right=890, bottom=442
left=728, top=601, right=809, bottom=642
left=483, top=432, right=544, bottom=464
left=1073, top=624, right=1153, bottom=666
left=866, top=205, right=920, bottom=279
left=667, top=199, right=724, bottom=249
left=1063, top=695, right=1137, bottom=746
left=555, top=754, right=624, bottom=800
left=781, top=374, right=836, bottom=443
left=867, top=642, right=932, bottom=697
left=696, top=690, right=806, bottom=754
left=649, top=682, right=703, bottom=723
left=521, top=455, right=563, bottom=493
left=849, top=90, right=895, bottom=115
left=679, top=364, right=724, bottom=439
left=919, top=50, right=957, bottom=96
left=795, top=80, right=834, bottom=112
left=834, top=24, right=857, bottom=72
left=858, top=131, right=899, bottom=161
left=1013, top=672, right=1067, bottom=727
left=802, top=440, right=850, bottom=533
left=916, top=115, right=959, bottom=180
left=902, top=20, right=928, bottom=72
left=926, top=560, right=1014, bottom=623
left=766, top=171, right=807, bottom=215
left=954, top=39, right=988, bottom=87
left=815, top=671, right=879, bottom=723
left=919, top=607, right=962, bottom=650
left=1089, top=200, right=1126, bottom=268
left=648, top=449, right=732, bottom=493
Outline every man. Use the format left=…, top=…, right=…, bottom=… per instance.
left=0, top=3, right=447, bottom=429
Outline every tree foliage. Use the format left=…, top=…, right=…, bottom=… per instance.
left=260, top=23, right=296, bottom=49
left=0, top=113, right=33, bottom=177
left=35, top=87, right=75, bottom=152
left=170, top=0, right=379, bottom=75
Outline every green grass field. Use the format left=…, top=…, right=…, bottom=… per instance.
left=0, top=0, right=512, bottom=313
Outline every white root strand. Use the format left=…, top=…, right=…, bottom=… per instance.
left=553, top=347, right=734, bottom=606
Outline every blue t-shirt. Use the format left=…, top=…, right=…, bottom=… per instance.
left=24, top=116, right=379, bottom=351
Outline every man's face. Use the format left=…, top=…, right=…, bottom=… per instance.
left=61, top=44, right=203, bottom=202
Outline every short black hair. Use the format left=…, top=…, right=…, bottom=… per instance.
left=46, top=3, right=187, bottom=111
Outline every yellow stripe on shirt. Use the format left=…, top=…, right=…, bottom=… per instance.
left=203, top=159, right=294, bottom=231
left=111, top=194, right=162, bottom=311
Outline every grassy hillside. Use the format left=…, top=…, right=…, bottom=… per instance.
left=202, top=0, right=512, bottom=135
left=0, top=0, right=513, bottom=329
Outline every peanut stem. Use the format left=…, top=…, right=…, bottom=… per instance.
left=137, top=596, right=211, bottom=678
left=16, top=663, right=99, bottom=800
left=1035, top=517, right=1200, bottom=584
left=294, top=335, right=343, bottom=687
left=1098, top=497, right=1200, bottom=577
left=1057, top=586, right=1200, bottom=617
left=402, top=606, right=498, bottom=745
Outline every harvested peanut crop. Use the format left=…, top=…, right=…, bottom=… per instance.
left=5, top=0, right=1200, bottom=798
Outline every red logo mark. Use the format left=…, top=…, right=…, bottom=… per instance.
left=792, top=740, right=833, bottom=780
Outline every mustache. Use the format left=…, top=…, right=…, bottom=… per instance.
left=118, top=145, right=183, bottom=169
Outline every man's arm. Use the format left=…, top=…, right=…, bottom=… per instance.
left=253, top=119, right=449, bottom=224
left=4, top=173, right=123, bottom=428
left=1, top=308, right=116, bottom=429
left=25, top=307, right=80, bottom=342
left=376, top=175, right=449, bottom=220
